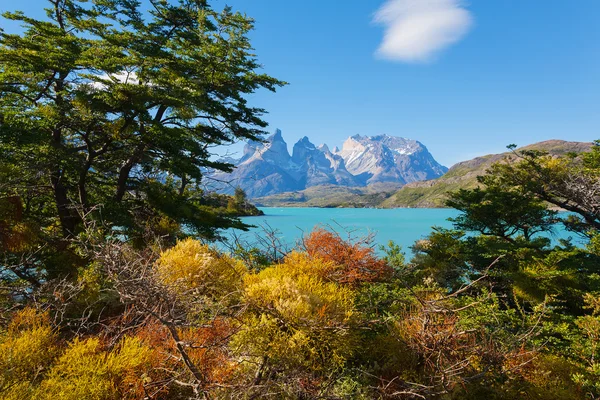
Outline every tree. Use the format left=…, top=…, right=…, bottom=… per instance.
left=481, top=144, right=600, bottom=235
left=0, top=0, right=284, bottom=278
left=410, top=144, right=600, bottom=311
left=446, top=185, right=557, bottom=244
left=0, top=0, right=283, bottom=240
left=233, top=186, right=247, bottom=207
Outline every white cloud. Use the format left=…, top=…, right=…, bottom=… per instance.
left=108, top=70, right=140, bottom=85
left=373, top=0, right=473, bottom=63
left=88, top=70, right=142, bottom=90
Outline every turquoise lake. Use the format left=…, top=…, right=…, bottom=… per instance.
left=227, top=208, right=580, bottom=255
left=230, top=207, right=453, bottom=254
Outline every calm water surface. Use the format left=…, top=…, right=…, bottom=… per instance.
left=228, top=208, right=579, bottom=255
left=231, top=207, right=461, bottom=253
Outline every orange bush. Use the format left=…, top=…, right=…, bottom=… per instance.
left=135, top=317, right=238, bottom=394
left=303, top=228, right=393, bottom=286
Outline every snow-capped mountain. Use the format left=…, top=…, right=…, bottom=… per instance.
left=335, top=135, right=448, bottom=185
left=209, top=130, right=302, bottom=198
left=208, top=130, right=447, bottom=198
left=291, top=137, right=360, bottom=188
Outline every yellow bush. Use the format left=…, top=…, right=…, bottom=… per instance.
left=244, top=252, right=354, bottom=325
left=234, top=252, right=357, bottom=373
left=37, top=336, right=153, bottom=400
left=155, top=238, right=247, bottom=298
left=0, top=308, right=57, bottom=395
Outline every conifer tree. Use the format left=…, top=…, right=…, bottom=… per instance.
left=0, top=0, right=283, bottom=242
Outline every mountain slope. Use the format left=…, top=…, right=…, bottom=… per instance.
left=209, top=130, right=447, bottom=198
left=210, top=130, right=303, bottom=198
left=380, top=140, right=593, bottom=208
left=335, top=135, right=448, bottom=185
left=253, top=183, right=404, bottom=208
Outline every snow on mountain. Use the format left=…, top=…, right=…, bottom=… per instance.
left=292, top=136, right=361, bottom=188
left=209, top=130, right=447, bottom=198
left=335, top=134, right=447, bottom=185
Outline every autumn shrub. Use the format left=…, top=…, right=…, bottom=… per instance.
left=232, top=251, right=358, bottom=396
left=391, top=299, right=486, bottom=395
left=134, top=317, right=239, bottom=397
left=303, top=228, right=393, bottom=286
left=155, top=237, right=247, bottom=300
left=244, top=252, right=355, bottom=327
left=0, top=308, right=57, bottom=397
left=179, top=319, right=238, bottom=385
left=37, top=336, right=153, bottom=400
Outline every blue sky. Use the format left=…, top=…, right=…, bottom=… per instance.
left=3, top=0, right=600, bottom=166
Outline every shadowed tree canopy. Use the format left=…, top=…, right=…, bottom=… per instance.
left=446, top=185, right=557, bottom=243
left=0, top=0, right=284, bottom=246
left=477, top=144, right=600, bottom=235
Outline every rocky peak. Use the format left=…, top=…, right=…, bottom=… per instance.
left=269, top=128, right=284, bottom=142
left=259, top=128, right=290, bottom=165
left=209, top=130, right=446, bottom=198
left=317, top=143, right=330, bottom=153
left=292, top=136, right=318, bottom=164
left=298, top=136, right=315, bottom=147
left=336, top=134, right=447, bottom=184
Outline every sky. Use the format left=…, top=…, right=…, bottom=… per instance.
left=2, top=0, right=600, bottom=166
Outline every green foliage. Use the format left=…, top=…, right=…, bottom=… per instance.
left=481, top=148, right=600, bottom=234
left=571, top=293, right=600, bottom=397
left=399, top=141, right=600, bottom=398
left=447, top=184, right=557, bottom=242
left=233, top=187, right=247, bottom=205
left=410, top=228, right=471, bottom=290
left=0, top=0, right=283, bottom=279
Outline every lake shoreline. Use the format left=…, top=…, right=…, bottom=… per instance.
left=230, top=207, right=578, bottom=256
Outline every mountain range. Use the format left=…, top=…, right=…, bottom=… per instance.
left=253, top=140, right=592, bottom=208
left=209, top=130, right=447, bottom=198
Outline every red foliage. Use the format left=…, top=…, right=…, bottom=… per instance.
left=135, top=317, right=238, bottom=393
left=303, top=228, right=393, bottom=286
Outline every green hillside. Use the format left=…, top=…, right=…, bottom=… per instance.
left=380, top=140, right=593, bottom=208
left=254, top=140, right=592, bottom=209
left=253, top=182, right=403, bottom=208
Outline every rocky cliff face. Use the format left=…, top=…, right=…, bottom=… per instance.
left=209, top=130, right=447, bottom=198
left=210, top=130, right=302, bottom=197
left=291, top=137, right=360, bottom=188
left=335, top=135, right=448, bottom=185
